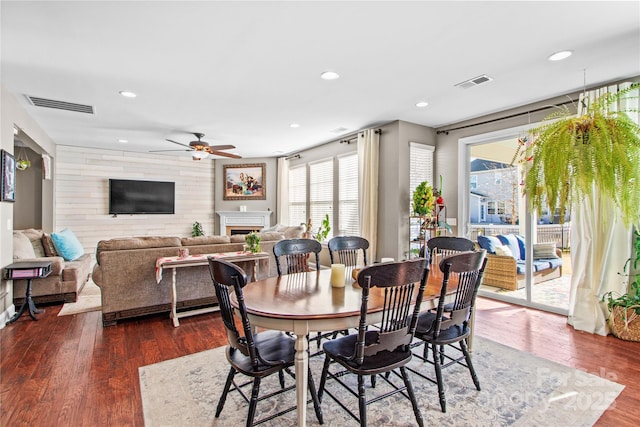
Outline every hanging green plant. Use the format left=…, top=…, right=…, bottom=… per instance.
left=412, top=181, right=435, bottom=216
left=521, top=83, right=640, bottom=226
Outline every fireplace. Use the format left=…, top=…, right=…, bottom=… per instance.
left=230, top=228, right=259, bottom=236
left=216, top=210, right=273, bottom=236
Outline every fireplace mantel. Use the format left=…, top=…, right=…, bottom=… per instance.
left=217, top=211, right=273, bottom=235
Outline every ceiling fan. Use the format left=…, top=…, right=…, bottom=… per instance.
left=150, top=133, right=241, bottom=160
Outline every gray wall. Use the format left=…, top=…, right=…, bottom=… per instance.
left=378, top=121, right=436, bottom=261
left=13, top=146, right=43, bottom=230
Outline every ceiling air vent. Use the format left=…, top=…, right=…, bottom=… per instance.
left=330, top=127, right=350, bottom=134
left=454, top=74, right=493, bottom=89
left=26, top=95, right=95, bottom=114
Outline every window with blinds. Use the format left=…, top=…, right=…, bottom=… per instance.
left=409, top=143, right=435, bottom=213
left=309, top=159, right=334, bottom=241
left=288, top=165, right=307, bottom=227
left=338, top=153, right=359, bottom=236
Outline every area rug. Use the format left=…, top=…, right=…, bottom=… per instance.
left=139, top=337, right=623, bottom=426
left=58, top=280, right=101, bottom=316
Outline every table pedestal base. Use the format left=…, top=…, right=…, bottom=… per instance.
left=8, top=278, right=45, bottom=324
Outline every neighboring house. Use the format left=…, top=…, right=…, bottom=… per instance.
left=470, top=159, right=519, bottom=225
left=469, top=158, right=570, bottom=225
left=469, top=191, right=487, bottom=224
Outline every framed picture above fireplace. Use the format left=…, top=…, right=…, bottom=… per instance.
left=223, top=163, right=266, bottom=200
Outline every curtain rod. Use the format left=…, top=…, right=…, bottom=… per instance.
left=285, top=153, right=301, bottom=160
left=435, top=99, right=577, bottom=135
left=340, top=128, right=381, bottom=144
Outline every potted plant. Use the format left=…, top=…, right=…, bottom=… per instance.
left=244, top=231, right=261, bottom=253
left=301, top=214, right=331, bottom=242
left=602, top=228, right=640, bottom=341
left=521, top=83, right=640, bottom=226
left=412, top=181, right=436, bottom=216
left=191, top=221, right=204, bottom=237
left=314, top=214, right=331, bottom=242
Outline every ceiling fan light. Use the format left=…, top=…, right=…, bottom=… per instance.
left=192, top=151, right=209, bottom=160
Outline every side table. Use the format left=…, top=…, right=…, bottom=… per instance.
left=4, top=261, right=52, bottom=324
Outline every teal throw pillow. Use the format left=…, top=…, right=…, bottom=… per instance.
left=51, top=228, right=84, bottom=261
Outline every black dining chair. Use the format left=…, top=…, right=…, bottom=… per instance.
left=327, top=235, right=370, bottom=340
left=328, top=236, right=369, bottom=267
left=317, top=258, right=429, bottom=427
left=273, top=238, right=333, bottom=351
left=207, top=258, right=324, bottom=426
left=426, top=236, right=476, bottom=265
left=273, top=238, right=321, bottom=276
left=408, top=250, right=487, bottom=413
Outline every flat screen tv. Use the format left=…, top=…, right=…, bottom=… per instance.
left=109, top=179, right=175, bottom=215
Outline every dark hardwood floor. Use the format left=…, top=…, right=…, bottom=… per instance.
left=1, top=297, right=638, bottom=426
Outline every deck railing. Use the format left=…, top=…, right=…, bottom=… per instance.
left=469, top=223, right=571, bottom=250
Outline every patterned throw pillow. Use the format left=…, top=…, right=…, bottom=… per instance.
left=477, top=235, right=501, bottom=254
left=533, top=242, right=559, bottom=259
left=41, top=233, right=59, bottom=257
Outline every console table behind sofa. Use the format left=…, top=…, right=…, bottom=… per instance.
left=93, top=229, right=302, bottom=326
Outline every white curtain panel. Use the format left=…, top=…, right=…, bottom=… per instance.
left=357, top=129, right=379, bottom=262
left=568, top=82, right=638, bottom=335
left=276, top=157, right=290, bottom=226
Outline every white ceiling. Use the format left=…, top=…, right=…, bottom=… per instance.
left=2, top=1, right=639, bottom=159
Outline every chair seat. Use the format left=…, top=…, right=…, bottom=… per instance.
left=227, top=330, right=296, bottom=377
left=415, top=311, right=471, bottom=344
left=323, top=332, right=412, bottom=375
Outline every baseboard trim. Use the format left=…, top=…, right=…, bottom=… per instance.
left=0, top=304, right=16, bottom=329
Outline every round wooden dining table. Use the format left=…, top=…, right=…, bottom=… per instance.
left=232, top=265, right=455, bottom=427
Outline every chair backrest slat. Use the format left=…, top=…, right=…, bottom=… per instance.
left=430, top=250, right=487, bottom=337
left=328, top=236, right=369, bottom=267
left=355, top=258, right=429, bottom=361
left=427, top=236, right=475, bottom=266
left=273, top=238, right=322, bottom=276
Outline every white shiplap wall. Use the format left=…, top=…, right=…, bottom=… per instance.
left=55, top=146, right=215, bottom=260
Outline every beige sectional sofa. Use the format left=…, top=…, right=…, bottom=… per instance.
left=93, top=227, right=302, bottom=326
left=11, top=229, right=92, bottom=305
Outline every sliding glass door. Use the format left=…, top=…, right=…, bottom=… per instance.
left=458, top=127, right=571, bottom=315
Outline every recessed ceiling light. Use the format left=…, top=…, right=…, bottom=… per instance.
left=415, top=101, right=429, bottom=108
left=273, top=150, right=284, bottom=155
left=320, top=71, right=340, bottom=80
left=119, top=90, right=137, bottom=98
left=117, top=139, right=128, bottom=143
left=290, top=123, right=300, bottom=128
left=548, top=50, right=572, bottom=61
